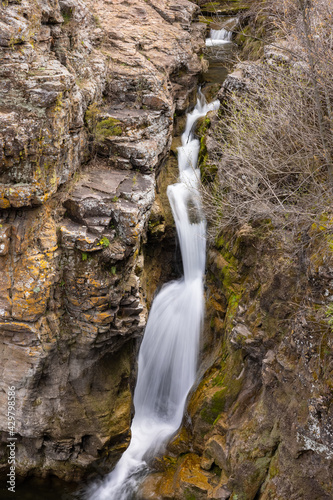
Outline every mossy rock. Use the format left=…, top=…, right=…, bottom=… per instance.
left=196, top=115, right=219, bottom=183
left=85, top=104, right=123, bottom=143
left=200, top=1, right=249, bottom=16
left=188, top=347, right=244, bottom=446
left=96, top=117, right=123, bottom=137
left=198, top=15, right=215, bottom=25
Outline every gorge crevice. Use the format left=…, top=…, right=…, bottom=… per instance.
left=1, top=1, right=332, bottom=499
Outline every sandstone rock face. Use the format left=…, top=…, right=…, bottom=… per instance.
left=0, top=0, right=205, bottom=480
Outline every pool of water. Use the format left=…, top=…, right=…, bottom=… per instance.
left=201, top=39, right=237, bottom=101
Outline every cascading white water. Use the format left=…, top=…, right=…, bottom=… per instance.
left=206, top=28, right=233, bottom=47
left=86, top=92, right=220, bottom=500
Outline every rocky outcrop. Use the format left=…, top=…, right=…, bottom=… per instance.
left=0, top=0, right=206, bottom=480
left=140, top=219, right=333, bottom=500
left=0, top=0, right=205, bottom=206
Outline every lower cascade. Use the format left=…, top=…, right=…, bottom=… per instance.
left=87, top=92, right=220, bottom=500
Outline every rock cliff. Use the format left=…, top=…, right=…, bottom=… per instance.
left=0, top=0, right=206, bottom=480
left=145, top=221, right=333, bottom=499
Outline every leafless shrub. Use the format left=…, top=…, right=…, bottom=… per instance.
left=202, top=0, right=333, bottom=239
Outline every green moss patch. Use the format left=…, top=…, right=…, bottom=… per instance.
left=96, top=118, right=123, bottom=137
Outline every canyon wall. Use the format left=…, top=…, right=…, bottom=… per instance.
left=0, top=0, right=206, bottom=480
left=1, top=0, right=332, bottom=497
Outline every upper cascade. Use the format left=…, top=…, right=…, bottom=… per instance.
left=206, top=28, right=233, bottom=46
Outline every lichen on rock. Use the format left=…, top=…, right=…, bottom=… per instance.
left=0, top=0, right=207, bottom=481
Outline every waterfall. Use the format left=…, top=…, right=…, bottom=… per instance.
left=86, top=92, right=220, bottom=500
left=206, top=28, right=233, bottom=47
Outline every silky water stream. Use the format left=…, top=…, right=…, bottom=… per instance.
left=86, top=92, right=220, bottom=500
left=205, top=27, right=233, bottom=47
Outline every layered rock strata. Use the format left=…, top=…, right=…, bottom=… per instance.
left=0, top=0, right=206, bottom=480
